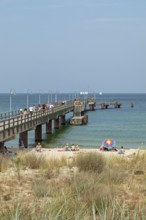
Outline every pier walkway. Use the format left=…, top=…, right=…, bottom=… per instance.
left=0, top=99, right=122, bottom=151
left=0, top=101, right=74, bottom=149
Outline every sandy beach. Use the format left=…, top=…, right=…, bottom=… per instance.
left=3, top=145, right=144, bottom=161
left=31, top=147, right=142, bottom=160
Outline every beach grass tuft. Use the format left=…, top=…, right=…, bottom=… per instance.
left=0, top=155, right=10, bottom=172
left=0, top=149, right=146, bottom=219
left=13, top=151, right=48, bottom=169
left=73, top=151, right=106, bottom=173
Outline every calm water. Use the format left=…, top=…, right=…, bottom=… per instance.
left=0, top=93, right=146, bottom=149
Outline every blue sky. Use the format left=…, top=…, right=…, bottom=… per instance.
left=0, top=0, right=146, bottom=93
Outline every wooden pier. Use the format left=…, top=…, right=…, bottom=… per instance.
left=87, top=98, right=122, bottom=110
left=0, top=101, right=75, bottom=150
left=99, top=101, right=122, bottom=109
left=0, top=98, right=122, bottom=151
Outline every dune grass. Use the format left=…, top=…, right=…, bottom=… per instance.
left=0, top=154, right=11, bottom=172
left=0, top=150, right=146, bottom=219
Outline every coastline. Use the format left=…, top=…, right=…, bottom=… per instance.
left=2, top=146, right=145, bottom=160
left=1, top=93, right=146, bottom=149
left=30, top=147, right=143, bottom=160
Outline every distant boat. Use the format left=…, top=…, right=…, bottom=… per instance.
left=99, top=92, right=102, bottom=95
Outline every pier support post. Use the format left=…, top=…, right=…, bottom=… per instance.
left=83, top=115, right=88, bottom=124
left=74, top=100, right=82, bottom=117
left=88, top=99, right=96, bottom=111
left=60, top=115, right=65, bottom=125
left=35, top=124, right=42, bottom=141
left=0, top=142, right=4, bottom=153
left=114, top=102, right=121, bottom=108
left=89, top=104, right=95, bottom=111
left=19, top=131, right=28, bottom=148
left=46, top=120, right=52, bottom=134
left=54, top=117, right=59, bottom=129
left=101, top=103, right=109, bottom=109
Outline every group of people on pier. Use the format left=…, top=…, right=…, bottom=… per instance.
left=19, top=103, right=54, bottom=118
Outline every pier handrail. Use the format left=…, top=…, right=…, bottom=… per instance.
left=0, top=101, right=74, bottom=141
left=0, top=100, right=74, bottom=121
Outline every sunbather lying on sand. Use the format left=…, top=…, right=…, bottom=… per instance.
left=118, top=146, right=125, bottom=154
left=64, top=144, right=80, bottom=151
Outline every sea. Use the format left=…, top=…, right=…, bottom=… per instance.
left=0, top=93, right=146, bottom=150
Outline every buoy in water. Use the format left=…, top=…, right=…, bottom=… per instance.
left=131, top=102, right=134, bottom=108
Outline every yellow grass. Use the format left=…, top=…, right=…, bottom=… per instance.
left=0, top=147, right=146, bottom=219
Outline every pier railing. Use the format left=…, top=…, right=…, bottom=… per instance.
left=0, top=101, right=74, bottom=142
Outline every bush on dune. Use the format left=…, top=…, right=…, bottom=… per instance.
left=12, top=151, right=48, bottom=169
left=73, top=151, right=106, bottom=173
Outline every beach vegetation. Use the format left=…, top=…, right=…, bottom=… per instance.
left=0, top=154, right=10, bottom=172
left=0, top=150, right=146, bottom=219
left=31, top=177, right=50, bottom=198
left=73, top=151, right=106, bottom=173
left=13, top=151, right=48, bottom=169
